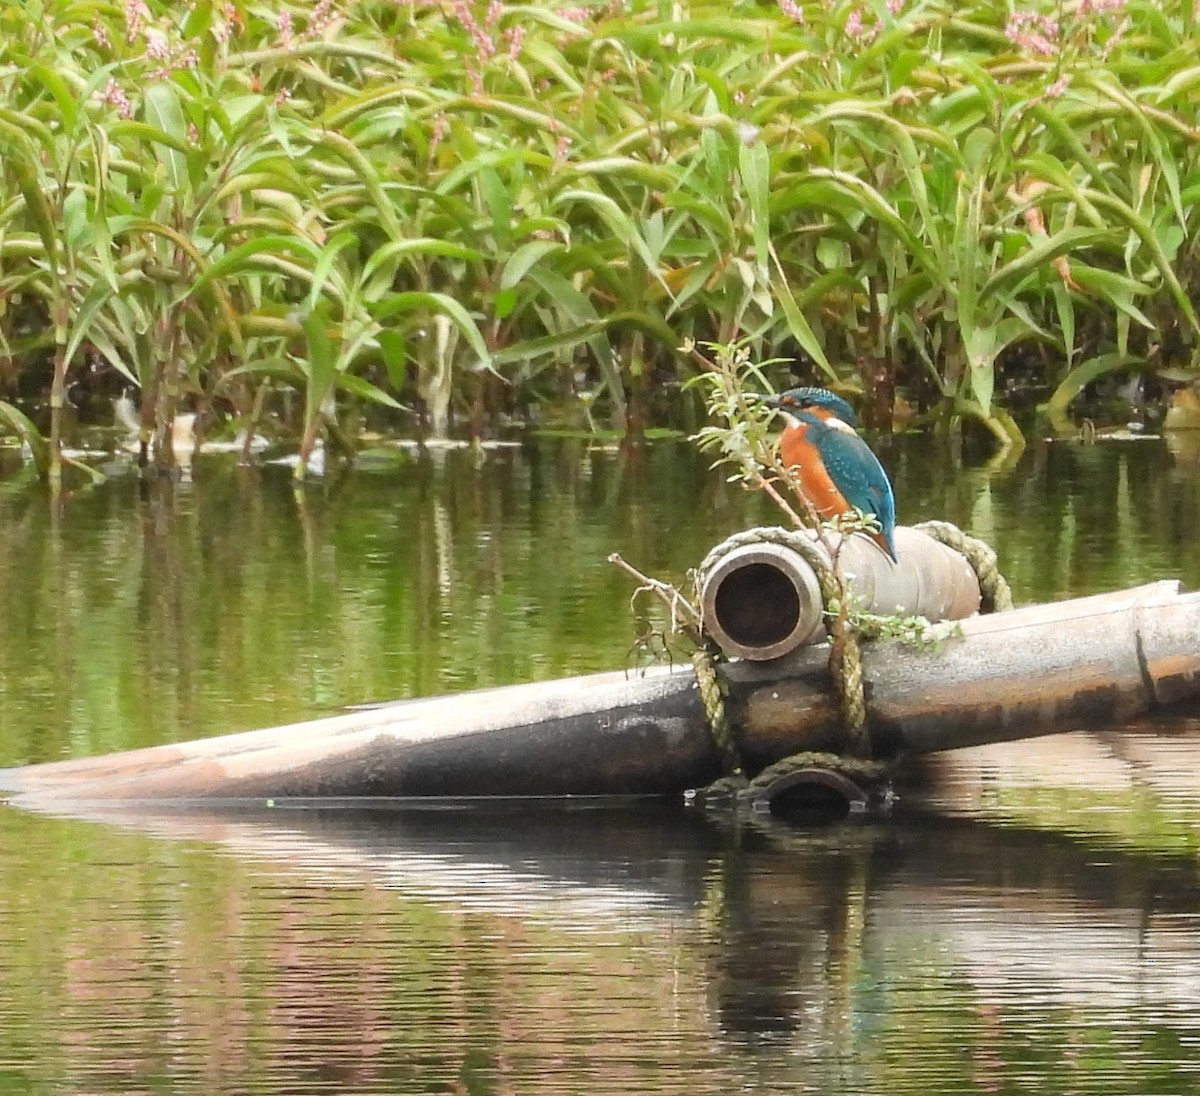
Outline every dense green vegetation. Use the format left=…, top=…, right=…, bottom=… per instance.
left=1, top=0, right=1198, bottom=484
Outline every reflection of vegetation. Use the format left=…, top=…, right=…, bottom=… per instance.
left=2, top=0, right=1199, bottom=477
left=3, top=434, right=1200, bottom=1089
left=979, top=785, right=1200, bottom=856
left=894, top=436, right=1200, bottom=602
left=0, top=442, right=766, bottom=763
left=5, top=801, right=1200, bottom=1092
left=0, top=809, right=723, bottom=1092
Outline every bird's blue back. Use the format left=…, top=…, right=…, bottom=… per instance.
left=795, top=411, right=897, bottom=558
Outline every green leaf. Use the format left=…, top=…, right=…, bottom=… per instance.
left=1045, top=353, right=1140, bottom=419
left=478, top=167, right=513, bottom=251
left=0, top=400, right=48, bottom=477
left=143, top=83, right=189, bottom=192
left=768, top=246, right=835, bottom=382
left=739, top=140, right=770, bottom=280
left=566, top=157, right=679, bottom=190
left=63, top=280, right=116, bottom=373
left=981, top=228, right=1113, bottom=299
left=500, top=240, right=563, bottom=290
left=302, top=302, right=339, bottom=432
left=0, top=117, right=58, bottom=269
left=378, top=330, right=408, bottom=390
left=552, top=188, right=668, bottom=292
left=493, top=287, right=518, bottom=319
left=29, top=63, right=80, bottom=132
left=316, top=128, right=404, bottom=240
left=1070, top=267, right=1155, bottom=330
left=335, top=370, right=406, bottom=410
left=490, top=322, right=606, bottom=364
left=969, top=359, right=994, bottom=413
left=360, top=238, right=483, bottom=287
left=189, top=235, right=322, bottom=298
left=307, top=232, right=358, bottom=311
left=372, top=291, right=494, bottom=374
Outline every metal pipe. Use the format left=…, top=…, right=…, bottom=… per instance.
left=700, top=526, right=982, bottom=660
left=743, top=767, right=873, bottom=822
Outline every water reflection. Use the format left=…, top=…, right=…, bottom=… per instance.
left=4, top=436, right=1200, bottom=767
left=4, top=783, right=1200, bottom=1095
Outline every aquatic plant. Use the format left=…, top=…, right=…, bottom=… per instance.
left=1, top=0, right=1198, bottom=483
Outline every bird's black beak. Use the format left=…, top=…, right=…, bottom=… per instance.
left=755, top=393, right=784, bottom=410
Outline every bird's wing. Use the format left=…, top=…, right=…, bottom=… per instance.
left=817, top=430, right=895, bottom=525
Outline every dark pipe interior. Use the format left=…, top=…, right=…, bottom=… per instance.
left=712, top=563, right=801, bottom=649
left=766, top=782, right=853, bottom=825
left=755, top=769, right=870, bottom=826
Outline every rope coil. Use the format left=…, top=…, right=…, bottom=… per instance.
left=913, top=520, right=1014, bottom=612
left=691, top=521, right=1011, bottom=801
left=697, top=525, right=871, bottom=760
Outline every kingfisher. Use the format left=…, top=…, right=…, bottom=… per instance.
left=762, top=387, right=898, bottom=562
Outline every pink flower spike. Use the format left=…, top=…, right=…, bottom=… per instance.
left=777, top=0, right=804, bottom=23
left=505, top=24, right=526, bottom=59
left=1004, top=10, right=1060, bottom=57
left=144, top=29, right=169, bottom=60
left=1046, top=74, right=1071, bottom=98
left=95, top=78, right=134, bottom=120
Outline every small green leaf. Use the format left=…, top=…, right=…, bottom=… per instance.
left=378, top=330, right=408, bottom=390
left=493, top=287, right=519, bottom=319
left=335, top=370, right=406, bottom=410
left=500, top=240, right=562, bottom=290
left=0, top=399, right=49, bottom=477
left=739, top=140, right=770, bottom=279
left=143, top=83, right=188, bottom=192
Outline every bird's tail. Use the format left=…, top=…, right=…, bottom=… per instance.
left=870, top=529, right=899, bottom=564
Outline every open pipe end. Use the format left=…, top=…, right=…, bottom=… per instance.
left=746, top=767, right=871, bottom=825
left=700, top=543, right=824, bottom=660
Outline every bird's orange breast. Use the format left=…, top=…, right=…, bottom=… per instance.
left=778, top=429, right=853, bottom=519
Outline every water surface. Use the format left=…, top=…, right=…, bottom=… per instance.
left=2, top=434, right=1200, bottom=1093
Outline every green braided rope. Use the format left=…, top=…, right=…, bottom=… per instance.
left=690, top=520, right=1014, bottom=803
left=913, top=520, right=1014, bottom=613
left=696, top=525, right=871, bottom=759
left=692, top=640, right=742, bottom=775
left=746, top=750, right=892, bottom=793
